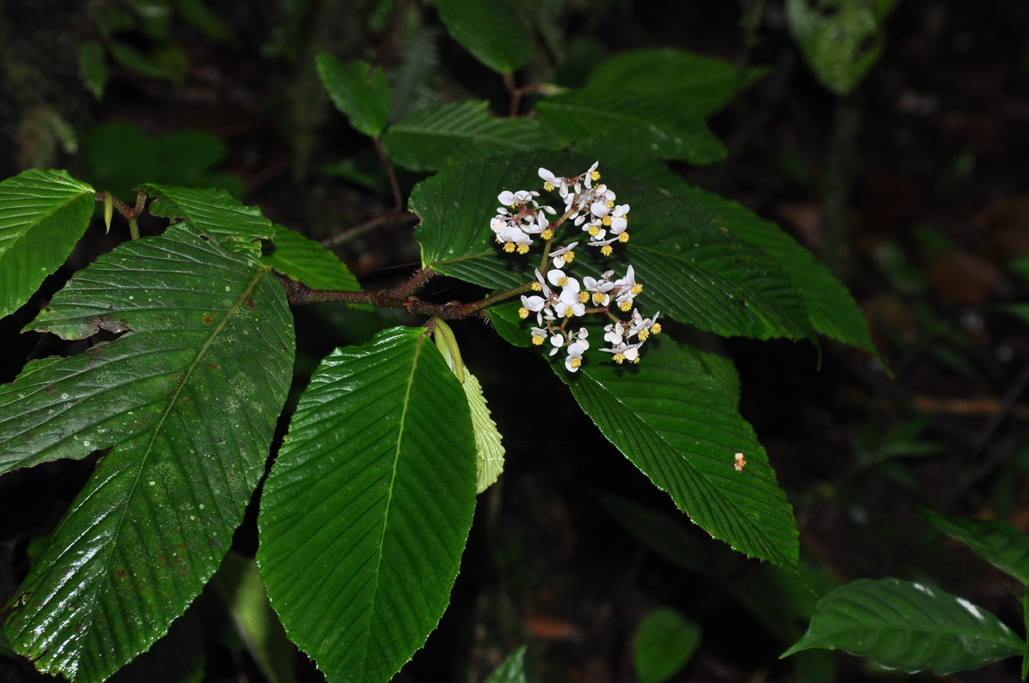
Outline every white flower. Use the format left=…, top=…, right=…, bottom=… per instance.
left=554, top=283, right=585, bottom=318
left=521, top=294, right=546, bottom=313
left=551, top=242, right=578, bottom=268
left=549, top=334, right=565, bottom=356
left=565, top=340, right=587, bottom=372
left=609, top=204, right=630, bottom=234
left=547, top=268, right=573, bottom=289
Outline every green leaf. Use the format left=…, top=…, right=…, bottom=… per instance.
left=141, top=184, right=275, bottom=252
left=258, top=327, right=477, bottom=683
left=432, top=0, right=531, bottom=74
left=782, top=578, right=1025, bottom=675
left=263, top=224, right=361, bottom=291
left=176, top=0, right=235, bottom=44
left=107, top=606, right=205, bottom=683
left=316, top=54, right=390, bottom=138
left=108, top=41, right=174, bottom=80
left=917, top=507, right=1029, bottom=584
left=212, top=551, right=296, bottom=683
left=0, top=222, right=295, bottom=683
left=485, top=646, right=528, bottom=683
left=413, top=152, right=814, bottom=342
left=634, top=608, right=701, bottom=683
left=382, top=102, right=561, bottom=172
left=0, top=169, right=95, bottom=320
left=78, top=40, right=108, bottom=100
left=536, top=89, right=726, bottom=164
left=997, top=303, right=1029, bottom=326
left=585, top=48, right=766, bottom=117
left=786, top=0, right=898, bottom=96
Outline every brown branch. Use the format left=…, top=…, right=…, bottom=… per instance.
left=373, top=136, right=403, bottom=211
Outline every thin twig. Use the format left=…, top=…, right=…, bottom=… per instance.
left=373, top=137, right=403, bottom=211
left=504, top=72, right=520, bottom=117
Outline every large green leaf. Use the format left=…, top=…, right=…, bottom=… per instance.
left=0, top=169, right=95, bottom=320
left=585, top=48, right=767, bottom=117
left=413, top=152, right=814, bottom=342
left=432, top=0, right=531, bottom=74
left=536, top=89, right=726, bottom=164
left=382, top=101, right=561, bottom=172
left=0, top=221, right=295, bottom=683
left=316, top=54, right=390, bottom=138
left=141, top=183, right=275, bottom=252
left=263, top=224, right=360, bottom=291
left=782, top=578, right=1025, bottom=674
left=786, top=0, right=898, bottom=96
left=557, top=327, right=798, bottom=568
left=918, top=507, right=1029, bottom=584
left=257, top=327, right=477, bottom=683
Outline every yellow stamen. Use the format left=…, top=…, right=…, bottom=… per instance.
left=619, top=301, right=632, bottom=312
left=564, top=308, right=573, bottom=318
left=631, top=357, right=640, bottom=364
left=638, top=329, right=650, bottom=342
left=503, top=242, right=516, bottom=253
left=541, top=229, right=554, bottom=240
left=518, top=307, right=529, bottom=319
left=618, top=232, right=629, bottom=243
left=601, top=245, right=613, bottom=256
left=593, top=293, right=606, bottom=305
left=631, top=283, right=642, bottom=295
left=543, top=181, right=555, bottom=192
left=531, top=281, right=542, bottom=291
left=591, top=171, right=601, bottom=181
left=588, top=226, right=600, bottom=237
left=563, top=251, right=575, bottom=262
left=570, top=357, right=582, bottom=368
left=651, top=323, right=662, bottom=334
left=579, top=291, right=590, bottom=303
left=557, top=276, right=568, bottom=286
left=602, top=216, right=612, bottom=226
left=496, top=236, right=503, bottom=244
left=532, top=334, right=544, bottom=345
left=606, top=200, right=614, bottom=208
left=516, top=243, right=530, bottom=254
left=613, top=353, right=625, bottom=364
left=510, top=203, right=519, bottom=210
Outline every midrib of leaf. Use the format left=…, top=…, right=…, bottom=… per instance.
left=1, top=186, right=89, bottom=253
left=576, top=369, right=794, bottom=567
left=428, top=249, right=494, bottom=266
left=363, top=331, right=425, bottom=676
left=76, top=265, right=270, bottom=662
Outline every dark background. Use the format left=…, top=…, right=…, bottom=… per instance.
left=2, top=1, right=1029, bottom=681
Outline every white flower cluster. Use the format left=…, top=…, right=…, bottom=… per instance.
left=538, top=161, right=631, bottom=256
left=492, top=162, right=661, bottom=373
left=490, top=190, right=558, bottom=253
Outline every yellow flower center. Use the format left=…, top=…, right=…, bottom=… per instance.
left=593, top=293, right=606, bottom=305
left=564, top=308, right=574, bottom=318
left=588, top=225, right=600, bottom=236
left=602, top=216, right=612, bottom=226
left=541, top=229, right=554, bottom=240
left=618, top=232, right=629, bottom=243
left=531, top=281, right=542, bottom=291
left=510, top=203, right=519, bottom=210
left=631, top=283, right=642, bottom=295
left=556, top=275, right=568, bottom=286
left=543, top=181, right=555, bottom=192
left=619, top=300, right=632, bottom=312
left=563, top=251, right=575, bottom=262
left=651, top=323, right=662, bottom=335
left=631, top=357, right=640, bottom=364
left=570, top=357, right=582, bottom=368
left=638, top=329, right=650, bottom=342
left=591, top=171, right=601, bottom=181
left=606, top=200, right=614, bottom=208
left=579, top=291, right=590, bottom=303
left=503, top=242, right=516, bottom=253
left=601, top=245, right=613, bottom=256
left=532, top=334, right=544, bottom=345
left=518, top=307, right=529, bottom=319
left=613, top=353, right=625, bottom=364
left=516, top=243, right=530, bottom=254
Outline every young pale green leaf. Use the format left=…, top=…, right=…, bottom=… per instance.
left=786, top=0, right=899, bottom=96
left=485, top=646, right=528, bottom=683
left=316, top=54, right=390, bottom=138
left=141, top=183, right=274, bottom=252
left=263, top=224, right=360, bottom=291
left=212, top=551, right=296, bottom=683
left=414, top=152, right=814, bottom=342
left=106, top=607, right=205, bottom=683
left=634, top=608, right=701, bottom=683
left=257, top=327, right=477, bottom=683
left=782, top=578, right=1025, bottom=675
left=536, top=89, right=726, bottom=164
left=585, top=48, right=767, bottom=117
left=0, top=222, right=295, bottom=683
left=0, top=169, right=95, bottom=320
left=917, top=507, right=1029, bottom=584
left=432, top=0, right=531, bottom=74
left=557, top=329, right=799, bottom=568
left=382, top=101, right=561, bottom=172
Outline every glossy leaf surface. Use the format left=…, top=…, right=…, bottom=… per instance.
left=432, top=0, right=531, bottom=74
left=258, top=327, right=477, bottom=683
left=782, top=578, right=1024, bottom=674
left=1, top=221, right=294, bottom=683
left=536, top=89, right=726, bottom=164
left=263, top=225, right=360, bottom=291
left=382, top=101, right=560, bottom=172
left=918, top=507, right=1029, bottom=584
left=142, top=183, right=275, bottom=252
left=585, top=48, right=766, bottom=117
left=0, top=169, right=94, bottom=320
left=316, top=54, right=390, bottom=138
